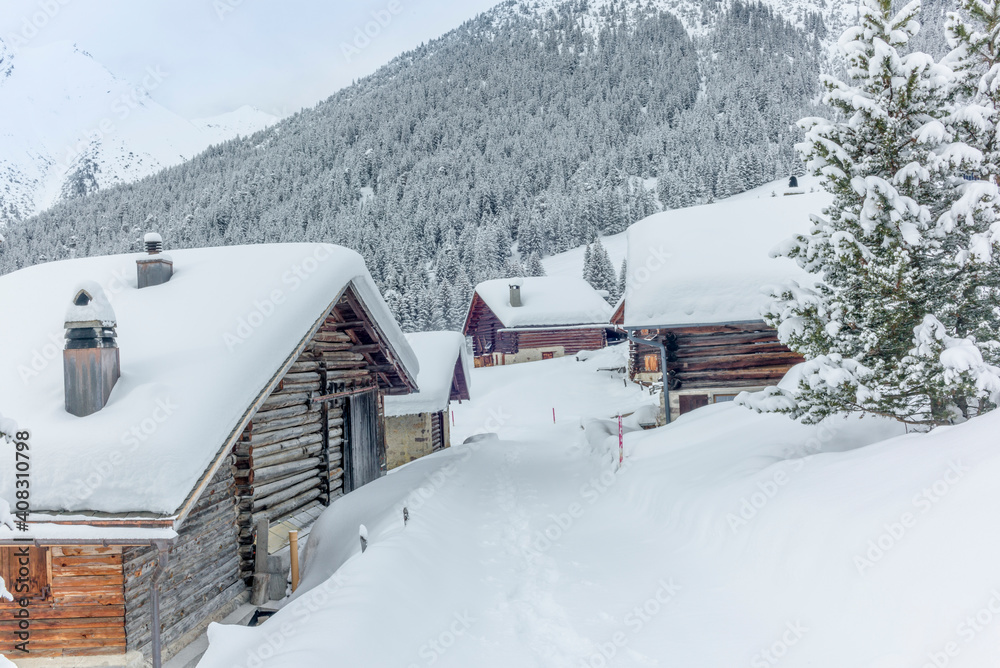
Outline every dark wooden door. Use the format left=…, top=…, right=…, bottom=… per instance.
left=346, top=390, right=381, bottom=493
left=678, top=394, right=710, bottom=415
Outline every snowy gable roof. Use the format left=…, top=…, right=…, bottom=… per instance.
left=624, top=192, right=831, bottom=328
left=472, top=277, right=613, bottom=328
left=385, top=331, right=472, bottom=417
left=0, top=244, right=417, bottom=517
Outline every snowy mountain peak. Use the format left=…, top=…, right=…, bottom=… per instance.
left=0, top=39, right=279, bottom=225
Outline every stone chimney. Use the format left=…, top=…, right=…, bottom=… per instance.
left=137, top=232, right=173, bottom=289
left=64, top=282, right=120, bottom=417
left=509, top=282, right=522, bottom=307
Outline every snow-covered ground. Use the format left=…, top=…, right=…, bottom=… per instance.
left=195, top=343, right=1000, bottom=668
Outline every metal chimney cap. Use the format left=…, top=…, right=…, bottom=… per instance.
left=65, top=281, right=117, bottom=329
left=144, top=232, right=164, bottom=255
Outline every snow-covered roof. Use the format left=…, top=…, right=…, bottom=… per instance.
left=385, top=331, right=472, bottom=417
left=0, top=244, right=417, bottom=517
left=624, top=192, right=831, bottom=328
left=472, top=277, right=613, bottom=328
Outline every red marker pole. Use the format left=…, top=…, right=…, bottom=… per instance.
left=618, top=413, right=624, bottom=469
left=451, top=411, right=455, bottom=426
left=552, top=407, right=556, bottom=424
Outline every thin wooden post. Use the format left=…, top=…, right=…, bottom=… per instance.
left=289, top=530, right=300, bottom=592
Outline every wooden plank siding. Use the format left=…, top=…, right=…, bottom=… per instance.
left=0, top=545, right=126, bottom=657
left=123, top=458, right=243, bottom=661
left=632, top=322, right=802, bottom=391
left=515, top=328, right=607, bottom=356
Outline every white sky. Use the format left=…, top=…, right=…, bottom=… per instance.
left=0, top=0, right=501, bottom=118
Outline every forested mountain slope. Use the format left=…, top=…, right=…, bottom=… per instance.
left=0, top=0, right=825, bottom=331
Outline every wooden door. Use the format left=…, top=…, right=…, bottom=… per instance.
left=0, top=546, right=50, bottom=603
left=346, top=389, right=381, bottom=493
left=678, top=394, right=710, bottom=415
left=431, top=412, right=445, bottom=451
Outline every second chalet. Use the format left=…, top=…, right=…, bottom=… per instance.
left=621, top=192, right=831, bottom=422
left=464, top=277, right=614, bottom=367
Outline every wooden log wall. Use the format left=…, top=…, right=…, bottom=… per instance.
left=234, top=291, right=390, bottom=582
left=123, top=459, right=243, bottom=660
left=0, top=545, right=126, bottom=656
left=655, top=322, right=803, bottom=389
left=516, top=328, right=608, bottom=356
left=465, top=296, right=507, bottom=356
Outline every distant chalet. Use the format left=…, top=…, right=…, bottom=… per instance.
left=0, top=243, right=418, bottom=663
left=622, top=193, right=832, bottom=421
left=384, top=331, right=472, bottom=469
left=463, top=277, right=615, bottom=367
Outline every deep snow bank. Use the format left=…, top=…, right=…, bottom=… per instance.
left=198, top=371, right=1000, bottom=667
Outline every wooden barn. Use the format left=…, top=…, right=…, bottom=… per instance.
left=0, top=242, right=418, bottom=665
left=622, top=193, right=831, bottom=422
left=384, top=331, right=472, bottom=469
left=463, top=277, right=614, bottom=367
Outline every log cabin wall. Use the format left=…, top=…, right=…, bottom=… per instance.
left=515, top=328, right=608, bottom=356
left=465, top=296, right=506, bottom=357
left=665, top=323, right=802, bottom=389
left=123, top=458, right=243, bottom=661
left=630, top=322, right=802, bottom=419
left=234, top=288, right=395, bottom=581
left=0, top=545, right=126, bottom=657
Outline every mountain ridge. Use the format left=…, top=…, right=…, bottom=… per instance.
left=1, top=0, right=826, bottom=333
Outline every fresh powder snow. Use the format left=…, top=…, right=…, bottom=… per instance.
left=624, top=189, right=831, bottom=327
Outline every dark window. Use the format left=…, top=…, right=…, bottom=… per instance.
left=678, top=394, right=710, bottom=415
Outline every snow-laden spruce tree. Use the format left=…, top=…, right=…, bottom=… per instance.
left=744, top=0, right=1000, bottom=427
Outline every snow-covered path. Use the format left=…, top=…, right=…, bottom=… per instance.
left=200, top=424, right=684, bottom=668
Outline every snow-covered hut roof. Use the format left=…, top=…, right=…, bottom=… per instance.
left=0, top=244, right=418, bottom=519
left=385, top=331, right=472, bottom=418
left=624, top=192, right=831, bottom=328
left=470, top=277, right=613, bottom=329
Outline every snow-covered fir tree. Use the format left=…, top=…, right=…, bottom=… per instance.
left=745, top=0, right=1000, bottom=427
left=582, top=237, right=618, bottom=301
left=526, top=252, right=546, bottom=277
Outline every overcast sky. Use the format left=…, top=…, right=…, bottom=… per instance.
left=0, top=0, right=500, bottom=118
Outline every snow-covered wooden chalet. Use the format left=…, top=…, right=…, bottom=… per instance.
left=0, top=242, right=418, bottom=664
left=622, top=193, right=830, bottom=421
left=463, top=277, right=614, bottom=367
left=384, top=331, right=472, bottom=469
